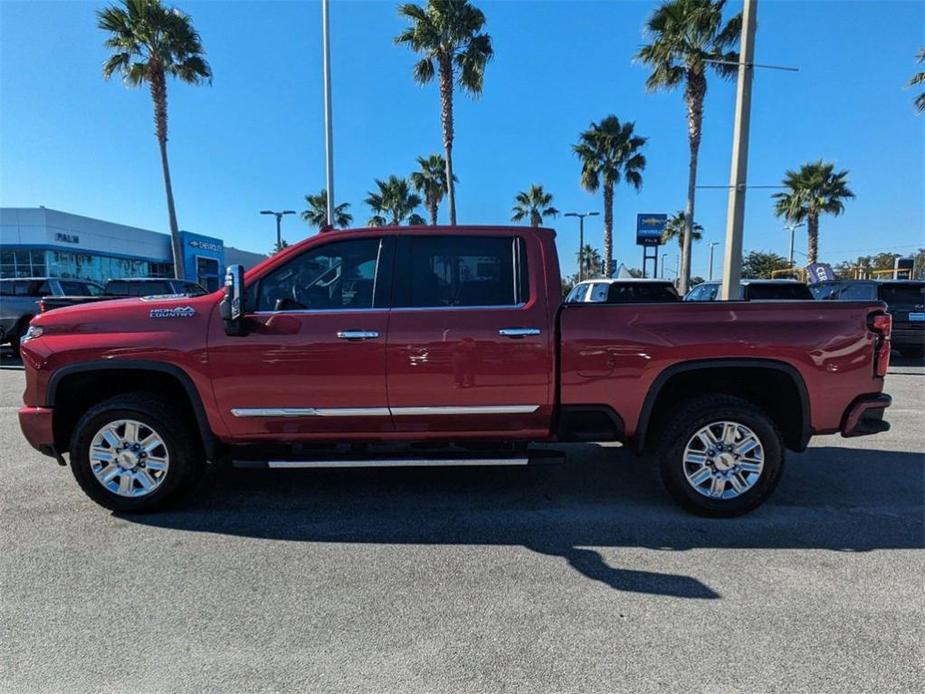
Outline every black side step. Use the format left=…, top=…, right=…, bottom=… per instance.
left=232, top=448, right=565, bottom=469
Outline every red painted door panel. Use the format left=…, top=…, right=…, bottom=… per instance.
left=207, top=236, right=393, bottom=440
left=385, top=234, right=553, bottom=438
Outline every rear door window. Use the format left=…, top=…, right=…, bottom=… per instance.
left=588, top=283, right=610, bottom=303
left=394, top=235, right=527, bottom=308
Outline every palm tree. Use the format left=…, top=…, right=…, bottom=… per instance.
left=772, top=161, right=854, bottom=265
left=395, top=0, right=493, bottom=225
left=365, top=176, right=427, bottom=226
left=573, top=116, right=647, bottom=277
left=661, top=210, right=703, bottom=247
left=637, top=0, right=740, bottom=294
left=98, top=0, right=211, bottom=279
left=410, top=153, right=455, bottom=225
left=909, top=47, right=925, bottom=113
left=511, top=185, right=559, bottom=227
left=301, top=189, right=353, bottom=229
left=576, top=245, right=602, bottom=279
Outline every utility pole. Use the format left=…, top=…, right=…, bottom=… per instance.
left=322, top=0, right=335, bottom=225
left=708, top=241, right=719, bottom=280
left=784, top=222, right=805, bottom=267
left=719, top=0, right=757, bottom=300
left=260, top=210, right=296, bottom=251
left=564, top=211, right=599, bottom=281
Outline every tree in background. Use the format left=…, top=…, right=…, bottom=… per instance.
left=511, top=185, right=559, bottom=227
left=396, top=0, right=493, bottom=225
left=98, top=0, right=212, bottom=279
left=301, top=189, right=353, bottom=230
left=366, top=176, right=427, bottom=226
left=410, top=153, right=454, bottom=225
left=637, top=0, right=740, bottom=294
left=772, top=161, right=854, bottom=265
left=272, top=239, right=290, bottom=254
left=834, top=252, right=907, bottom=279
left=661, top=210, right=703, bottom=247
left=576, top=244, right=602, bottom=279
left=574, top=115, right=647, bottom=277
left=741, top=250, right=791, bottom=279
left=909, top=47, right=925, bottom=113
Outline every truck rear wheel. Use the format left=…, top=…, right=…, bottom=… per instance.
left=69, top=394, right=204, bottom=512
left=655, top=395, right=785, bottom=517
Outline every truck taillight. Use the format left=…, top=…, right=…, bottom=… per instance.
left=868, top=311, right=892, bottom=377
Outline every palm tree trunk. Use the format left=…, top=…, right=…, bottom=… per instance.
left=603, top=182, right=614, bottom=278
left=807, top=212, right=819, bottom=265
left=150, top=70, right=184, bottom=280
left=438, top=55, right=456, bottom=226
left=428, top=199, right=438, bottom=226
left=680, top=74, right=705, bottom=294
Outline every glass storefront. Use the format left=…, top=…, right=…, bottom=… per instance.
left=0, top=248, right=173, bottom=281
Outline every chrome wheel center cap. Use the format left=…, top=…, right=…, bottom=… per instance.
left=117, top=451, right=139, bottom=469
left=714, top=452, right=736, bottom=471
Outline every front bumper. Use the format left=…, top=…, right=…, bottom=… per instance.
left=841, top=394, right=891, bottom=438
left=18, top=406, right=59, bottom=460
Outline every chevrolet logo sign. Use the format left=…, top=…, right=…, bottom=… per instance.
left=641, top=217, right=663, bottom=225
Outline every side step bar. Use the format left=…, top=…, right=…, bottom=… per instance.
left=232, top=449, right=565, bottom=470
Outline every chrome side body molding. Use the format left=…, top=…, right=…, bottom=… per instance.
left=230, top=405, right=540, bottom=418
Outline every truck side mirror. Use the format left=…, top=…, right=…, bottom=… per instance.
left=219, top=265, right=248, bottom=336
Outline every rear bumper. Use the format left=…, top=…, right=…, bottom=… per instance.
left=840, top=394, right=891, bottom=438
left=18, top=406, right=58, bottom=459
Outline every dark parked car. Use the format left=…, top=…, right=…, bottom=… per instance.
left=1, top=277, right=104, bottom=351
left=685, top=280, right=814, bottom=302
left=565, top=278, right=680, bottom=304
left=811, top=279, right=924, bottom=358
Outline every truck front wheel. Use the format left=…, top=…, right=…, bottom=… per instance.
left=69, top=394, right=204, bottom=512
left=655, top=395, right=785, bottom=517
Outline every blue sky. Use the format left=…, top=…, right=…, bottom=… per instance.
left=1, top=0, right=923, bottom=278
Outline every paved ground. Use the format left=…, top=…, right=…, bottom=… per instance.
left=1, top=350, right=923, bottom=693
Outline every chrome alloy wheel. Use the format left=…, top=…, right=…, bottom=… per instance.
left=682, top=420, right=764, bottom=500
left=89, top=419, right=170, bottom=498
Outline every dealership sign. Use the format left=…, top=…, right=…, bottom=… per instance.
left=805, top=263, right=835, bottom=284
left=636, top=214, right=667, bottom=246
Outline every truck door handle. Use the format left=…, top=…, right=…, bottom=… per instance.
left=498, top=327, right=541, bottom=338
left=337, top=330, right=380, bottom=340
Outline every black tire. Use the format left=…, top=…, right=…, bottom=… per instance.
left=898, top=346, right=924, bottom=359
left=655, top=394, right=785, bottom=518
left=69, top=393, right=204, bottom=512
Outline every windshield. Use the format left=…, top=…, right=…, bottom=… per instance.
left=746, top=283, right=813, bottom=300
left=878, top=283, right=924, bottom=306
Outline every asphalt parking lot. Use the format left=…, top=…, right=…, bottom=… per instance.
left=1, top=350, right=923, bottom=693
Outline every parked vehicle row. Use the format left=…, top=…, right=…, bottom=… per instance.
left=18, top=225, right=893, bottom=517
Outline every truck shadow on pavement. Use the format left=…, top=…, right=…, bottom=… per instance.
left=124, top=444, right=924, bottom=600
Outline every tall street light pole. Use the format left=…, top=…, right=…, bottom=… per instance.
left=322, top=0, right=335, bottom=224
left=708, top=241, right=719, bottom=280
left=564, top=211, right=599, bottom=281
left=260, top=210, right=296, bottom=250
left=785, top=221, right=805, bottom=267
left=719, top=0, right=758, bottom=300
left=660, top=252, right=668, bottom=278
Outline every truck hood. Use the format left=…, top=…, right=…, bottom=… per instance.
left=32, top=292, right=220, bottom=336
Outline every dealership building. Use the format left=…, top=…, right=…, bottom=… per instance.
left=0, top=207, right=266, bottom=291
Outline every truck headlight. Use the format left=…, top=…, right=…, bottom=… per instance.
left=21, top=325, right=44, bottom=343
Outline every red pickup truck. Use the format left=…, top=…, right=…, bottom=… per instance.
left=17, top=226, right=893, bottom=516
